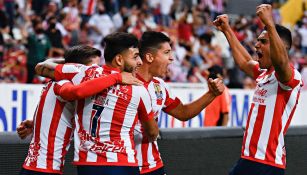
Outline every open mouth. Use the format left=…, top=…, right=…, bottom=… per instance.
left=256, top=51, right=263, bottom=59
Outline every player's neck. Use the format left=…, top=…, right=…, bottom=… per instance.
left=105, top=62, right=121, bottom=71
left=137, top=65, right=153, bottom=82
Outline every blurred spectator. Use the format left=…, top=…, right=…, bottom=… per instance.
left=160, top=0, right=173, bottom=27
left=203, top=65, right=230, bottom=126
left=80, top=0, right=97, bottom=23
left=45, top=16, right=65, bottom=57
left=62, top=0, right=81, bottom=46
left=0, top=0, right=306, bottom=87
left=298, top=17, right=307, bottom=55
left=26, top=17, right=51, bottom=83
left=88, top=2, right=114, bottom=44
left=272, top=2, right=282, bottom=24
left=113, top=6, right=129, bottom=30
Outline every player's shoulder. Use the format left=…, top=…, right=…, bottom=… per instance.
left=61, top=63, right=99, bottom=72
left=152, top=77, right=168, bottom=86
left=132, top=84, right=150, bottom=97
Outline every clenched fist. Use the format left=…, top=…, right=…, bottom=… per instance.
left=256, top=4, right=274, bottom=28
left=213, top=14, right=231, bottom=32
left=17, top=120, right=33, bottom=139
left=208, top=77, right=225, bottom=97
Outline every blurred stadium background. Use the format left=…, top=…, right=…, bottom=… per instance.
left=0, top=0, right=307, bottom=174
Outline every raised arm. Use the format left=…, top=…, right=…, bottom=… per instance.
left=256, top=4, right=292, bottom=83
left=166, top=77, right=225, bottom=121
left=213, top=15, right=258, bottom=78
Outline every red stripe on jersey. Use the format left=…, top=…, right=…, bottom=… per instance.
left=141, top=139, right=149, bottom=172
left=110, top=85, right=133, bottom=163
left=249, top=104, right=266, bottom=157
left=77, top=99, right=87, bottom=162
left=96, top=121, right=107, bottom=163
left=31, top=82, right=53, bottom=168
left=54, top=64, right=79, bottom=81
left=163, top=97, right=181, bottom=113
left=253, top=64, right=261, bottom=80
left=152, top=142, right=161, bottom=165
left=60, top=127, right=73, bottom=170
left=265, top=86, right=292, bottom=163
left=241, top=103, right=255, bottom=154
left=47, top=100, right=66, bottom=170
left=87, top=0, right=95, bottom=15
left=283, top=92, right=300, bottom=135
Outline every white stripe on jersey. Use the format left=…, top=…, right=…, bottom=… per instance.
left=254, top=91, right=277, bottom=160
left=241, top=67, right=302, bottom=168
left=37, top=88, right=57, bottom=169
left=59, top=64, right=153, bottom=166
left=24, top=82, right=74, bottom=173
left=134, top=76, right=180, bottom=173
left=243, top=106, right=257, bottom=157
left=122, top=86, right=140, bottom=163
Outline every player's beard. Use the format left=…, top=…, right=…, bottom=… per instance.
left=123, top=62, right=134, bottom=73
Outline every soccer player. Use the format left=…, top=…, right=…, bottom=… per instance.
left=17, top=45, right=142, bottom=175
left=134, top=31, right=225, bottom=175
left=42, top=32, right=159, bottom=175
left=213, top=4, right=303, bottom=175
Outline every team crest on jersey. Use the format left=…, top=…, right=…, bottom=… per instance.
left=153, top=83, right=163, bottom=105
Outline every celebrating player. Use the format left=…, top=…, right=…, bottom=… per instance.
left=134, top=31, right=225, bottom=175
left=213, top=4, right=303, bottom=175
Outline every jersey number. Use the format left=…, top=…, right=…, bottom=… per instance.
left=90, top=104, right=104, bottom=137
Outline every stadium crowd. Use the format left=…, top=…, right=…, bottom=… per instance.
left=0, top=0, right=306, bottom=90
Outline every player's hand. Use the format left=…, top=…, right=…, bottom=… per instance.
left=256, top=4, right=274, bottom=28
left=120, top=72, right=143, bottom=86
left=17, top=120, right=34, bottom=139
left=208, top=77, right=224, bottom=97
left=213, top=14, right=231, bottom=32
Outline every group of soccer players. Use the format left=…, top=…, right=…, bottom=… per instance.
left=16, top=4, right=303, bottom=175
left=17, top=30, right=224, bottom=175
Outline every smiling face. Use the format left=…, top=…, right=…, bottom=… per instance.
left=121, top=47, right=142, bottom=74
left=255, top=31, right=272, bottom=69
left=149, top=42, right=173, bottom=78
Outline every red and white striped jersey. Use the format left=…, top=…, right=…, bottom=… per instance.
left=23, top=81, right=75, bottom=174
left=241, top=65, right=303, bottom=169
left=81, top=0, right=96, bottom=16
left=134, top=76, right=181, bottom=174
left=55, top=64, right=154, bottom=167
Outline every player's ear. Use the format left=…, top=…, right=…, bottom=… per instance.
left=114, top=54, right=124, bottom=67
left=145, top=53, right=154, bottom=63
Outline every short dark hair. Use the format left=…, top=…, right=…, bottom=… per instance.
left=139, top=31, right=171, bottom=59
left=103, top=32, right=138, bottom=63
left=264, top=24, right=292, bottom=50
left=64, top=45, right=101, bottom=64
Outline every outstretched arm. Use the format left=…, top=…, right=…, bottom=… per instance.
left=256, top=4, right=292, bottom=83
left=213, top=15, right=258, bottom=78
left=166, top=78, right=225, bottom=121
left=54, top=72, right=143, bottom=101
left=35, top=58, right=64, bottom=79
